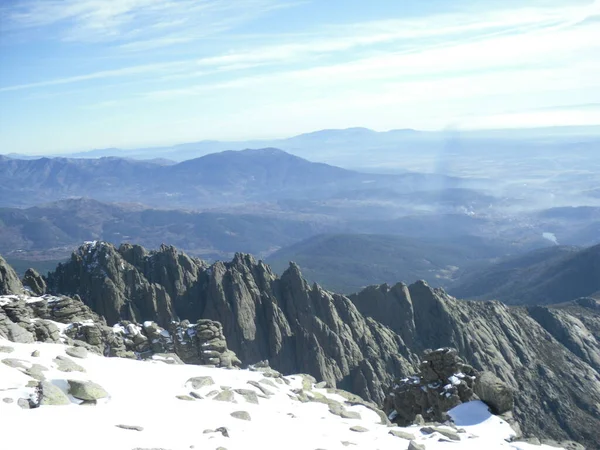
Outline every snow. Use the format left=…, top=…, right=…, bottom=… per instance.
left=448, top=375, right=461, bottom=386
left=0, top=337, right=565, bottom=450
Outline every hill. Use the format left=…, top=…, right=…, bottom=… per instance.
left=449, top=244, right=600, bottom=304
left=0, top=148, right=464, bottom=209
left=0, top=198, right=332, bottom=268
left=266, top=233, right=508, bottom=293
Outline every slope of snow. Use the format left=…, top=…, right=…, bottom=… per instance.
left=0, top=337, right=561, bottom=450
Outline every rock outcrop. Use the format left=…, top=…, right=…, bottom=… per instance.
left=0, top=294, right=240, bottom=370
left=46, top=243, right=416, bottom=405
left=43, top=242, right=600, bottom=448
left=22, top=269, right=46, bottom=296
left=383, top=347, right=516, bottom=429
left=351, top=282, right=600, bottom=448
left=0, top=255, right=23, bottom=295
left=384, top=348, right=480, bottom=426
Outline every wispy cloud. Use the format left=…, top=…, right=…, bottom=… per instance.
left=1, top=0, right=291, bottom=44
left=0, top=61, right=187, bottom=92
left=4, top=2, right=597, bottom=95
left=139, top=3, right=600, bottom=100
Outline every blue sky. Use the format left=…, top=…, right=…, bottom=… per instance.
left=1, top=0, right=599, bottom=154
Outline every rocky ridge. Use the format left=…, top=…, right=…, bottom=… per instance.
left=0, top=294, right=240, bottom=370
left=4, top=242, right=599, bottom=447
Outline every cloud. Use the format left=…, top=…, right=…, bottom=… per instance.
left=0, top=61, right=188, bottom=92
left=3, top=1, right=597, bottom=95
left=139, top=6, right=600, bottom=101
left=1, top=0, right=291, bottom=43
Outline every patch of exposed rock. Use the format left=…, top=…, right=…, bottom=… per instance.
left=383, top=348, right=479, bottom=425
left=383, top=348, right=514, bottom=427
left=22, top=269, right=46, bottom=296
left=0, top=293, right=240, bottom=369
left=0, top=255, right=23, bottom=295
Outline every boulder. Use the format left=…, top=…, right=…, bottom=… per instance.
left=389, top=429, right=415, bottom=440
left=186, top=376, right=215, bottom=389
left=383, top=348, right=477, bottom=426
left=213, top=389, right=236, bottom=403
left=33, top=320, right=61, bottom=343
left=39, top=381, right=70, bottom=406
left=233, top=389, right=259, bottom=404
left=22, top=269, right=46, bottom=296
left=408, top=442, right=425, bottom=450
left=68, top=380, right=109, bottom=401
left=26, top=363, right=48, bottom=381
left=230, top=411, right=251, bottom=421
left=0, top=255, right=23, bottom=295
left=54, top=356, right=85, bottom=373
left=474, top=371, right=514, bottom=414
left=65, top=346, right=88, bottom=359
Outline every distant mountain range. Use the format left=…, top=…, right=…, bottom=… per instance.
left=449, top=243, right=600, bottom=304
left=6, top=125, right=598, bottom=163
left=0, top=148, right=471, bottom=210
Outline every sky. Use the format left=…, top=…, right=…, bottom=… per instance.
left=1, top=0, right=600, bottom=154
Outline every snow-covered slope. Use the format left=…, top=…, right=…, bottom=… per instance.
left=0, top=338, right=561, bottom=450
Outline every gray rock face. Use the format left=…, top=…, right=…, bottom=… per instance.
left=383, top=348, right=479, bottom=426
left=170, top=319, right=241, bottom=369
left=0, top=290, right=240, bottom=371
left=22, top=268, right=46, bottom=296
left=351, top=282, right=600, bottom=448
left=474, top=371, right=514, bottom=414
left=42, top=242, right=600, bottom=447
left=0, top=254, right=23, bottom=295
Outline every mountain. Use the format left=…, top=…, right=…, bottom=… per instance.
left=44, top=125, right=600, bottom=163
left=0, top=148, right=464, bottom=209
left=0, top=198, right=333, bottom=265
left=37, top=242, right=600, bottom=447
left=450, top=244, right=600, bottom=304
left=266, top=233, right=508, bottom=293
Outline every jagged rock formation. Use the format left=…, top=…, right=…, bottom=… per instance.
left=0, top=255, right=23, bottom=295
left=350, top=283, right=600, bottom=448
left=43, top=242, right=600, bottom=448
left=383, top=348, right=514, bottom=427
left=47, top=242, right=416, bottom=405
left=22, top=268, right=46, bottom=296
left=0, top=294, right=240, bottom=369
